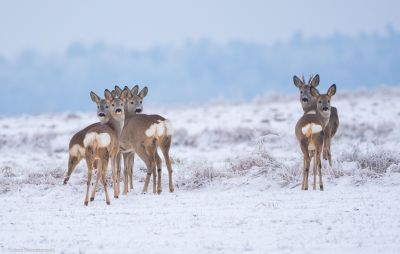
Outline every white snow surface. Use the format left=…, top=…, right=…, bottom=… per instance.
left=1, top=88, right=400, bottom=253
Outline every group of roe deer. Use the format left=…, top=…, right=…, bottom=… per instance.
left=293, top=74, right=339, bottom=191
left=63, top=75, right=339, bottom=206
left=63, top=85, right=174, bottom=205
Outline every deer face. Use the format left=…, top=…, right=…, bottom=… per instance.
left=90, top=92, right=110, bottom=123
left=136, top=87, right=148, bottom=113
left=123, top=85, right=140, bottom=114
left=104, top=89, right=129, bottom=121
left=311, top=84, right=336, bottom=117
left=293, top=74, right=320, bottom=111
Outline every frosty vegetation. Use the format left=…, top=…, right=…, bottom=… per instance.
left=1, top=87, right=399, bottom=194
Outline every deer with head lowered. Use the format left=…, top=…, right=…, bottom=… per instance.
left=295, top=84, right=336, bottom=191
left=119, top=87, right=174, bottom=194
left=293, top=74, right=339, bottom=166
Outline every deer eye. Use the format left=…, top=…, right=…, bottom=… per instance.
left=97, top=106, right=99, bottom=109
left=112, top=104, right=115, bottom=107
left=130, top=102, right=134, bottom=104
left=140, top=101, right=143, bottom=104
left=106, top=106, right=109, bottom=109
left=300, top=91, right=303, bottom=94
left=328, top=100, right=330, bottom=103
left=318, top=101, right=322, bottom=104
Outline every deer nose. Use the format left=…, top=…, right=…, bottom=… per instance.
left=302, top=98, right=309, bottom=102
left=116, top=108, right=122, bottom=113
left=136, top=108, right=142, bottom=113
left=322, top=107, right=329, bottom=111
left=98, top=113, right=105, bottom=117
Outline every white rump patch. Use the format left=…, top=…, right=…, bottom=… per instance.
left=97, top=133, right=111, bottom=147
left=145, top=124, right=158, bottom=137
left=83, top=132, right=96, bottom=147
left=156, top=120, right=165, bottom=136
left=83, top=132, right=111, bottom=148
left=301, top=123, right=322, bottom=136
left=307, top=110, right=316, bottom=114
left=145, top=120, right=173, bottom=137
left=70, top=144, right=85, bottom=157
left=163, top=120, right=174, bottom=136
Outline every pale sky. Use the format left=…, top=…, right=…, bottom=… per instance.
left=0, top=0, right=399, bottom=58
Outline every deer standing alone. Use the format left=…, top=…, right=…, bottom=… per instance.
left=293, top=74, right=339, bottom=166
left=295, top=84, right=336, bottom=190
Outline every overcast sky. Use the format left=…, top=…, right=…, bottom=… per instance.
left=0, top=0, right=399, bottom=58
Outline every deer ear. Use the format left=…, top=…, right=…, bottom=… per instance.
left=327, top=84, right=336, bottom=97
left=131, top=85, right=139, bottom=96
left=114, top=85, right=123, bottom=96
left=104, top=89, right=113, bottom=102
left=90, top=92, right=100, bottom=104
left=310, top=74, right=320, bottom=87
left=310, top=87, right=320, bottom=98
left=120, top=88, right=129, bottom=101
left=138, top=87, right=148, bottom=98
left=293, top=75, right=304, bottom=88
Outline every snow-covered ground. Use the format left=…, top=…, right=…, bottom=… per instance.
left=1, top=87, right=400, bottom=253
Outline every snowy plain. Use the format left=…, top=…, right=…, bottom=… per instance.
left=1, top=87, right=400, bottom=253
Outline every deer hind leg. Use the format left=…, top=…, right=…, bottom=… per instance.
left=146, top=140, right=158, bottom=194
left=110, top=156, right=120, bottom=199
left=312, top=151, right=317, bottom=190
left=116, top=152, right=122, bottom=192
left=161, top=136, right=174, bottom=193
left=155, top=151, right=163, bottom=194
left=129, top=153, right=135, bottom=190
left=122, top=152, right=130, bottom=195
left=64, top=155, right=82, bottom=184
left=146, top=142, right=157, bottom=194
left=323, top=130, right=333, bottom=166
left=100, top=159, right=111, bottom=205
left=84, top=159, right=94, bottom=206
left=135, top=145, right=153, bottom=194
left=316, top=148, right=324, bottom=191
left=90, top=165, right=101, bottom=201
left=300, top=140, right=310, bottom=190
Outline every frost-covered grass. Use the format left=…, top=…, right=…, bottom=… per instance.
left=1, top=87, right=400, bottom=253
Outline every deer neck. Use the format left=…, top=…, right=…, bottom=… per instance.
left=107, top=116, right=124, bottom=137
left=124, top=109, right=138, bottom=121
left=316, top=109, right=330, bottom=128
left=303, top=104, right=316, bottom=114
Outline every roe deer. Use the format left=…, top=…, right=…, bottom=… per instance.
left=293, top=74, right=339, bottom=166
left=119, top=97, right=174, bottom=194
left=65, top=89, right=128, bottom=205
left=295, top=84, right=336, bottom=191
left=63, top=92, right=111, bottom=185
left=116, top=85, right=165, bottom=194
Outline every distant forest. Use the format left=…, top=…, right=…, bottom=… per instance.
left=1, top=26, right=399, bottom=114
